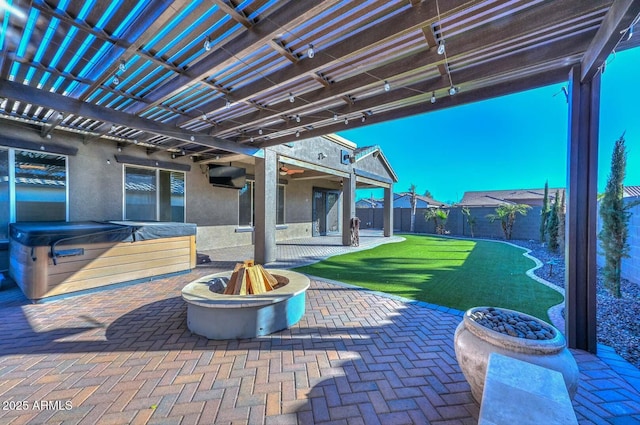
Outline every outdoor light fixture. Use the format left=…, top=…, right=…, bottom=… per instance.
left=295, top=115, right=301, bottom=123
left=295, top=130, right=300, bottom=137
left=190, top=135, right=195, bottom=141
left=289, top=93, right=295, bottom=103
left=307, top=44, right=315, bottom=58
left=204, top=37, right=212, bottom=51
left=225, top=98, right=231, bottom=109
left=118, top=60, right=126, bottom=72
left=361, top=114, right=366, bottom=122
left=449, top=86, right=459, bottom=96
left=344, top=117, right=349, bottom=125
left=431, top=92, right=436, bottom=103
left=437, top=40, right=445, bottom=55
left=384, top=80, right=390, bottom=91
left=258, top=128, right=263, bottom=135
left=333, top=114, right=338, bottom=121
left=250, top=137, right=254, bottom=143
left=112, top=75, right=119, bottom=85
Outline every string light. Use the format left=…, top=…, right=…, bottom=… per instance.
left=295, top=115, right=301, bottom=123
left=295, top=130, right=300, bottom=137
left=112, top=75, right=119, bottom=85
left=437, top=40, right=445, bottom=55
left=431, top=92, right=436, bottom=103
left=225, top=98, right=231, bottom=109
left=258, top=128, right=263, bottom=135
left=344, top=117, right=348, bottom=125
left=333, top=114, right=338, bottom=121
left=118, top=60, right=126, bottom=72
left=448, top=86, right=459, bottom=96
left=288, top=93, right=295, bottom=103
left=204, top=37, right=212, bottom=51
left=307, top=44, right=315, bottom=58
left=384, top=80, right=390, bottom=91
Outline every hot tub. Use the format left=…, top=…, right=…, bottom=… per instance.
left=9, top=221, right=197, bottom=301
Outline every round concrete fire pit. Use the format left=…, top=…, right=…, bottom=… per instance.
left=182, top=269, right=310, bottom=340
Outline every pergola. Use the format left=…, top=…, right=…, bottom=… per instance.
left=1, top=0, right=639, bottom=353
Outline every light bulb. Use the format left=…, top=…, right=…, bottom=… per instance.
left=449, top=86, right=458, bottom=96
left=118, top=60, right=126, bottom=72
left=333, top=114, right=338, bottom=121
left=437, top=41, right=445, bottom=55
left=204, top=37, right=212, bottom=51
left=295, top=115, right=300, bottom=123
left=295, top=130, right=300, bottom=137
left=289, top=93, right=295, bottom=103
left=431, top=92, right=436, bottom=104
left=113, top=75, right=119, bottom=85
left=344, top=118, right=348, bottom=125
left=258, top=128, right=263, bottom=135
left=225, top=98, right=231, bottom=109
left=307, top=44, right=315, bottom=58
left=384, top=81, right=390, bottom=91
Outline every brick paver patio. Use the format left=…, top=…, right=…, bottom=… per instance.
left=1, top=233, right=639, bottom=424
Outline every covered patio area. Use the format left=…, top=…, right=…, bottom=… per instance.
left=0, top=234, right=639, bottom=424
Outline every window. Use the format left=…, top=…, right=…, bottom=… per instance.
left=15, top=151, right=67, bottom=222
left=124, top=166, right=185, bottom=221
left=238, top=180, right=285, bottom=227
left=0, top=149, right=68, bottom=241
left=0, top=149, right=8, bottom=240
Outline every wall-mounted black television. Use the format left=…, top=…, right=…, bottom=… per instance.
left=208, top=164, right=246, bottom=189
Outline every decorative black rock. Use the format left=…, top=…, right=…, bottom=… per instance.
left=469, top=307, right=555, bottom=340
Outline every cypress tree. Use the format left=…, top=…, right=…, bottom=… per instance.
left=547, top=191, right=559, bottom=252
left=598, top=135, right=633, bottom=298
left=540, top=181, right=550, bottom=243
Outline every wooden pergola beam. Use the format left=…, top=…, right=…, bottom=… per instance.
left=0, top=79, right=260, bottom=157
left=581, top=0, right=640, bottom=81
left=259, top=66, right=571, bottom=147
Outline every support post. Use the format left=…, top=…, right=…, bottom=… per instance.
left=384, top=186, right=394, bottom=237
left=342, top=172, right=356, bottom=246
left=254, top=148, right=277, bottom=264
left=565, top=65, right=600, bottom=353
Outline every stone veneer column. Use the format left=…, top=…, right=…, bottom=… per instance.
left=254, top=148, right=277, bottom=264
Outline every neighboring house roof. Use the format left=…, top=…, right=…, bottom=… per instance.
left=458, top=188, right=564, bottom=207
left=624, top=185, right=640, bottom=198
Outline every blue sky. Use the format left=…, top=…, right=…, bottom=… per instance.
left=339, top=48, right=640, bottom=204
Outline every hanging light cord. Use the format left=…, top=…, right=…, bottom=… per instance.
left=435, top=0, right=455, bottom=89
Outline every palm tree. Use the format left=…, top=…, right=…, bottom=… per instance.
left=409, top=184, right=417, bottom=233
left=486, top=203, right=531, bottom=240
left=461, top=206, right=476, bottom=237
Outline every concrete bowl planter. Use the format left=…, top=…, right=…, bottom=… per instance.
left=454, top=306, right=579, bottom=403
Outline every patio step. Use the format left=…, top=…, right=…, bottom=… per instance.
left=479, top=353, right=578, bottom=425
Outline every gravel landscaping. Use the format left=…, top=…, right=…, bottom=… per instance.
left=511, top=239, right=640, bottom=370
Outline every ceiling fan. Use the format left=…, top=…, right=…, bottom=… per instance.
left=279, top=165, right=304, bottom=176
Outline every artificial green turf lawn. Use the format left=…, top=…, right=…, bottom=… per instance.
left=293, top=234, right=563, bottom=322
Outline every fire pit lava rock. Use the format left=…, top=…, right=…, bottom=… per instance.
left=454, top=306, right=578, bottom=403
